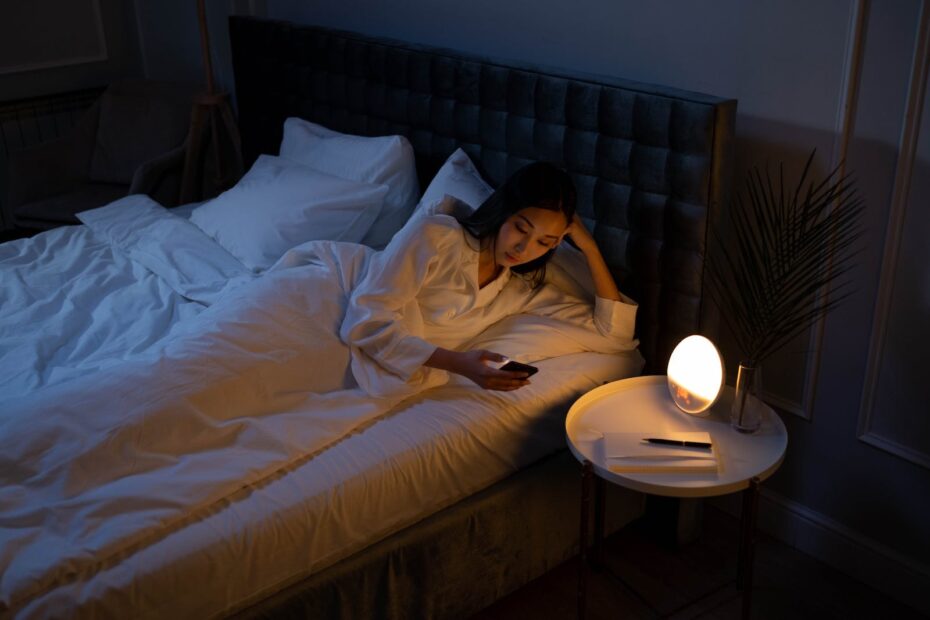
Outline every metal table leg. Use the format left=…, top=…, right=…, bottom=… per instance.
left=578, top=460, right=593, bottom=620
left=737, top=476, right=761, bottom=619
left=593, top=474, right=606, bottom=569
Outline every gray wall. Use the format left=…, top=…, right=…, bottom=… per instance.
left=0, top=0, right=143, bottom=101
left=258, top=0, right=930, bottom=608
left=132, top=0, right=246, bottom=95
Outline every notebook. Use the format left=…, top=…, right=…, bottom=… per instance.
left=603, top=431, right=718, bottom=473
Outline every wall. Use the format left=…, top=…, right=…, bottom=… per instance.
left=0, top=0, right=144, bottom=228
left=0, top=0, right=143, bottom=101
left=134, top=0, right=930, bottom=611
left=131, top=0, right=253, bottom=95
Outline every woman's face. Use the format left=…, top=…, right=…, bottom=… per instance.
left=494, top=207, right=569, bottom=267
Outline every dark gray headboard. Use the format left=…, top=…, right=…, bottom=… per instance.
left=229, top=16, right=736, bottom=373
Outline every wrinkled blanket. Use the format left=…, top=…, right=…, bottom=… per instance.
left=0, top=233, right=418, bottom=612
left=0, top=196, right=253, bottom=399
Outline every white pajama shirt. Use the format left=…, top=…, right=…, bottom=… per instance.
left=340, top=211, right=639, bottom=395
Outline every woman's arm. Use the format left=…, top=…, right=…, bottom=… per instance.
left=510, top=213, right=638, bottom=353
left=565, top=213, right=621, bottom=302
left=341, top=218, right=453, bottom=380
left=424, top=347, right=531, bottom=391
left=342, top=217, right=531, bottom=391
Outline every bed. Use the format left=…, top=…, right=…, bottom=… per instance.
left=0, top=16, right=735, bottom=619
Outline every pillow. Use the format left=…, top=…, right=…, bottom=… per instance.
left=459, top=311, right=644, bottom=393
left=279, top=117, right=419, bottom=249
left=464, top=310, right=641, bottom=363
left=548, top=242, right=597, bottom=298
left=415, top=148, right=493, bottom=215
left=190, top=155, right=388, bottom=272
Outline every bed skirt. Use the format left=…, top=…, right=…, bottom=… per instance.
left=231, top=449, right=644, bottom=619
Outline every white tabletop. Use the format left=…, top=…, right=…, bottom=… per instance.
left=565, top=375, right=788, bottom=498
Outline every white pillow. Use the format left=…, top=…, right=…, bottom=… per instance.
left=190, top=155, right=388, bottom=272
left=279, top=117, right=419, bottom=249
left=548, top=242, right=597, bottom=297
left=416, top=148, right=493, bottom=215
left=461, top=311, right=644, bottom=390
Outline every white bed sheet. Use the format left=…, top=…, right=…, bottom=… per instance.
left=14, top=350, right=643, bottom=619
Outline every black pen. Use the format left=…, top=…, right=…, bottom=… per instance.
left=643, top=438, right=712, bottom=449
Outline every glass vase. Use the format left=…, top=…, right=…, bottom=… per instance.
left=731, top=363, right=764, bottom=433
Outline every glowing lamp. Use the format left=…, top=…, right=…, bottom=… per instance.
left=666, top=335, right=724, bottom=415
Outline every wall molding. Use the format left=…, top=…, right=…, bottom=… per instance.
left=712, top=488, right=930, bottom=616
left=759, top=387, right=806, bottom=419
left=0, top=0, right=108, bottom=75
left=778, top=0, right=868, bottom=422
left=759, top=0, right=867, bottom=421
left=857, top=0, right=930, bottom=468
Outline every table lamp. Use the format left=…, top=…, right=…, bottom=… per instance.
left=666, top=335, right=724, bottom=415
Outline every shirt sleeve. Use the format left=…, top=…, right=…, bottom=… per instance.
left=592, top=292, right=639, bottom=341
left=517, top=279, right=640, bottom=354
left=340, top=216, right=461, bottom=380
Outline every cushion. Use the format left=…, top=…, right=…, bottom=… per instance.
left=279, top=117, right=419, bottom=249
left=549, top=243, right=597, bottom=297
left=189, top=155, right=388, bottom=272
left=464, top=312, right=645, bottom=371
left=416, top=148, right=493, bottom=214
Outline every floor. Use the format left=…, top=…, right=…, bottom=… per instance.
left=474, top=504, right=926, bottom=620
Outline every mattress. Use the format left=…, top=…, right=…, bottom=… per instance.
left=13, top=351, right=643, bottom=619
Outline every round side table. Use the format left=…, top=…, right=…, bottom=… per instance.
left=566, top=375, right=788, bottom=619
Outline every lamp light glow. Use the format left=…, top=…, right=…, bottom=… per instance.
left=667, top=335, right=724, bottom=415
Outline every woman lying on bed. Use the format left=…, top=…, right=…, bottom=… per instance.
left=0, top=161, right=639, bottom=612
left=343, top=160, right=636, bottom=394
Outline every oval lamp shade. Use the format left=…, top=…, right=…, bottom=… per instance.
left=667, top=335, right=724, bottom=415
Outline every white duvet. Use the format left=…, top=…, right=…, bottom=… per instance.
left=0, top=219, right=393, bottom=612
left=0, top=196, right=640, bottom=615
left=0, top=196, right=254, bottom=398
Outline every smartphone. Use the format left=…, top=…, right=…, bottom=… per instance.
left=498, top=360, right=539, bottom=377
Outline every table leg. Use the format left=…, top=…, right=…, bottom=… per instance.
left=593, top=474, right=606, bottom=569
left=578, top=460, right=593, bottom=620
left=737, top=476, right=761, bottom=619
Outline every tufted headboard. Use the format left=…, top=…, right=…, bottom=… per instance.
left=229, top=17, right=736, bottom=373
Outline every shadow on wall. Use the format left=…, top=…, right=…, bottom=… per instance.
left=713, top=114, right=850, bottom=397
left=728, top=115, right=930, bottom=564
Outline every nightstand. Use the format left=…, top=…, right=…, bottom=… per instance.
left=566, top=375, right=788, bottom=619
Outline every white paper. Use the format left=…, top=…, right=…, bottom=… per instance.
left=604, top=431, right=714, bottom=460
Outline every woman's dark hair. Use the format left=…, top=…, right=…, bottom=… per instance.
left=458, top=161, right=576, bottom=288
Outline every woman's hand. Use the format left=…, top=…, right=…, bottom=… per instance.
left=426, top=348, right=531, bottom=391
left=565, top=213, right=597, bottom=253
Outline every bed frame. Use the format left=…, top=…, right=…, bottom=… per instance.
left=228, top=16, right=735, bottom=618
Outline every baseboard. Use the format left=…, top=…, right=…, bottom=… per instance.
left=710, top=489, right=930, bottom=616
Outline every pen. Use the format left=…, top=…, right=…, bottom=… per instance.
left=643, top=438, right=712, bottom=449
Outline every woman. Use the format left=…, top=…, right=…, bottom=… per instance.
left=341, top=161, right=637, bottom=394
left=0, top=163, right=638, bottom=596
